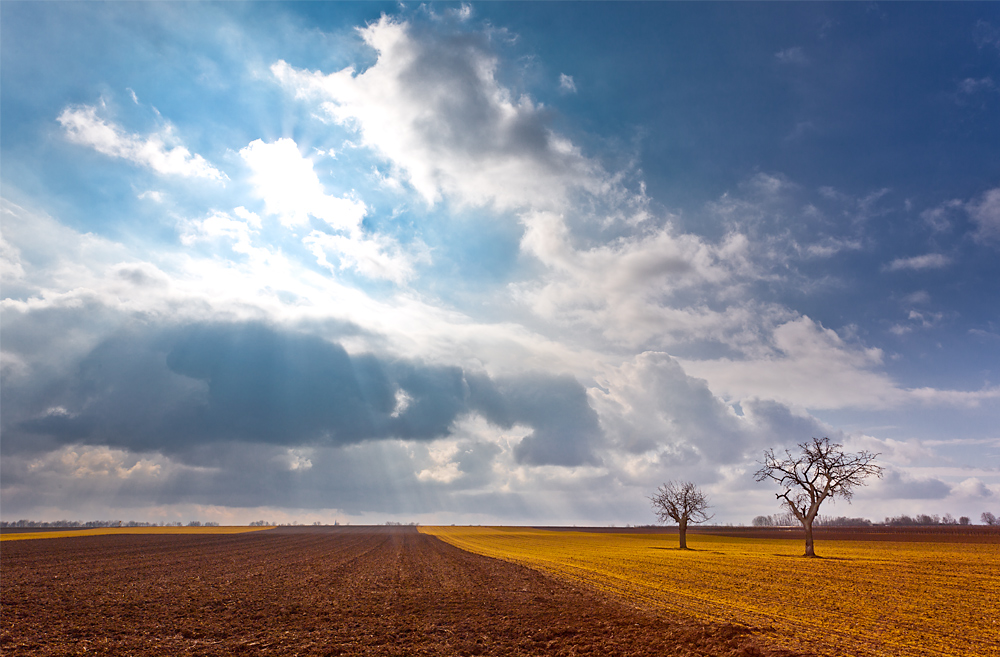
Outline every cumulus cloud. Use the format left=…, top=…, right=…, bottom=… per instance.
left=885, top=253, right=952, bottom=272
left=950, top=477, right=994, bottom=499
left=57, top=105, right=227, bottom=181
left=559, top=73, right=577, bottom=93
left=594, top=353, right=762, bottom=462
left=516, top=210, right=752, bottom=348
left=271, top=16, right=609, bottom=211
left=269, top=14, right=769, bottom=356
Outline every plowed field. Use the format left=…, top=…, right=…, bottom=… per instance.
left=0, top=526, right=798, bottom=656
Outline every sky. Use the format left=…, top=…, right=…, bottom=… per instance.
left=2, top=2, right=999, bottom=526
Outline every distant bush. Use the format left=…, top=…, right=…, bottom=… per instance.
left=751, top=512, right=798, bottom=527
left=815, top=516, right=873, bottom=527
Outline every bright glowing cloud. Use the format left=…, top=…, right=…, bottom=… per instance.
left=239, top=138, right=366, bottom=230
left=58, top=105, right=227, bottom=181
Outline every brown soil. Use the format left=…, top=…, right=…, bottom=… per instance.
left=0, top=526, right=803, bottom=657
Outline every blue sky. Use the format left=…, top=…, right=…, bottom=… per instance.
left=2, top=2, right=999, bottom=525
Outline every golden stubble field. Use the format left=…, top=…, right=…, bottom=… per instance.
left=422, top=526, right=1000, bottom=657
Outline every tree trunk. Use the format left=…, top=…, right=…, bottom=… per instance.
left=803, top=518, right=816, bottom=557
left=678, top=518, right=688, bottom=549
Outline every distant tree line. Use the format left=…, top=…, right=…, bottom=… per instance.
left=751, top=512, right=989, bottom=527
left=1, top=519, right=219, bottom=528
left=752, top=513, right=875, bottom=527
left=248, top=520, right=344, bottom=526
left=884, top=513, right=971, bottom=526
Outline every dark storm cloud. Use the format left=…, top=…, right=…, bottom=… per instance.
left=6, top=321, right=603, bottom=467
left=467, top=372, right=603, bottom=467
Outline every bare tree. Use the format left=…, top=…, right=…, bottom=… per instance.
left=650, top=481, right=713, bottom=549
left=983, top=511, right=998, bottom=526
left=755, top=437, right=882, bottom=557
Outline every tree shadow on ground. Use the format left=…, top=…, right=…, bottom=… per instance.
left=772, top=554, right=853, bottom=561
left=649, top=547, right=707, bottom=552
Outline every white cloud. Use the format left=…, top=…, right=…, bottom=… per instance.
left=239, top=138, right=421, bottom=283
left=682, top=315, right=1000, bottom=411
left=0, top=234, right=25, bottom=282
left=57, top=105, right=227, bottom=181
left=680, top=316, right=900, bottom=410
left=304, top=229, right=426, bottom=285
left=516, top=210, right=755, bottom=348
left=906, top=385, right=1000, bottom=408
left=559, top=73, right=577, bottom=93
left=967, top=186, right=1000, bottom=245
left=269, top=15, right=770, bottom=356
left=271, top=16, right=609, bottom=211
left=137, top=190, right=164, bottom=203
left=951, top=477, right=994, bottom=499
left=594, top=352, right=769, bottom=464
left=885, top=253, right=951, bottom=272
left=803, top=237, right=862, bottom=258
left=28, top=444, right=163, bottom=479
left=179, top=207, right=276, bottom=268
left=239, top=138, right=366, bottom=230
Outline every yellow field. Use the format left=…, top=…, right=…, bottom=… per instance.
left=422, top=526, right=1000, bottom=657
left=0, top=526, right=275, bottom=542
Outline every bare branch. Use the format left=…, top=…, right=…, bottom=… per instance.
left=755, top=437, right=882, bottom=557
left=650, top=481, right=713, bottom=549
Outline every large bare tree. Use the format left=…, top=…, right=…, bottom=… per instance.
left=650, top=481, right=713, bottom=549
left=755, top=437, right=882, bottom=557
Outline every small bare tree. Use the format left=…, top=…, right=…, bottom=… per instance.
left=650, top=481, right=713, bottom=549
left=755, top=437, right=882, bottom=557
